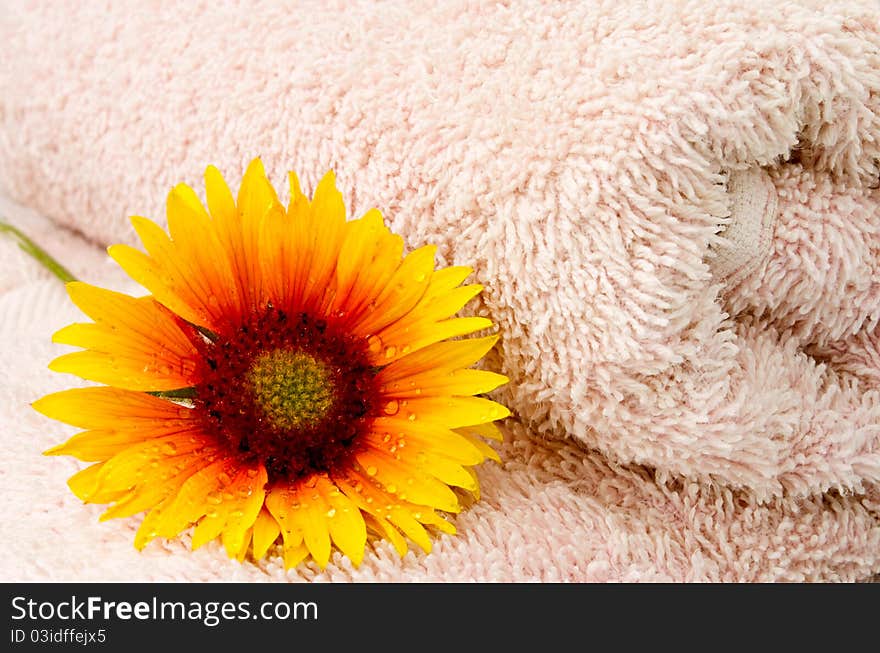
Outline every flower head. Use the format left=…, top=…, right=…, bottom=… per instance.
left=33, top=159, right=509, bottom=568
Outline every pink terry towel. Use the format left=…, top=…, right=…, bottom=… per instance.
left=1, top=0, right=879, bottom=581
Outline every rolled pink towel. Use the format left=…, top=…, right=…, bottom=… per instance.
left=1, top=0, right=879, bottom=580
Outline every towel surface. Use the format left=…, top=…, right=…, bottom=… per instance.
left=1, top=0, right=879, bottom=581
left=2, top=196, right=878, bottom=582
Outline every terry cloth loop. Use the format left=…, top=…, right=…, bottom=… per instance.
left=709, top=167, right=779, bottom=292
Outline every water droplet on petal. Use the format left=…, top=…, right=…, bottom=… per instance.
left=383, top=400, right=400, bottom=416
left=366, top=466, right=378, bottom=477
left=386, top=484, right=397, bottom=494
left=367, top=335, right=383, bottom=354
left=407, top=413, right=417, bottom=421
left=326, top=508, right=337, bottom=518
left=160, top=442, right=177, bottom=456
left=354, top=482, right=364, bottom=493
left=384, top=345, right=397, bottom=359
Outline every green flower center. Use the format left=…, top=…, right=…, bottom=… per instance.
left=247, top=349, right=335, bottom=430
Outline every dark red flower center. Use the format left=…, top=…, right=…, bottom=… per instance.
left=186, top=307, right=381, bottom=483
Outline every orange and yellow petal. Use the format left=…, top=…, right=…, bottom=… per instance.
left=133, top=455, right=263, bottom=550
left=369, top=315, right=494, bottom=368
left=378, top=368, right=508, bottom=399
left=49, top=283, right=199, bottom=391
left=354, top=444, right=461, bottom=513
left=100, top=453, right=217, bottom=521
left=251, top=507, right=281, bottom=560
left=60, top=431, right=217, bottom=509
left=190, top=464, right=268, bottom=557
left=361, top=418, right=489, bottom=492
left=165, top=181, right=244, bottom=321
left=264, top=475, right=347, bottom=569
left=264, top=482, right=313, bottom=567
left=217, top=159, right=282, bottom=314
left=391, top=396, right=510, bottom=429
left=34, top=386, right=194, bottom=434
left=347, top=244, right=436, bottom=337
left=108, top=162, right=279, bottom=331
left=289, top=171, right=348, bottom=314
left=328, top=209, right=404, bottom=321
left=376, top=335, right=500, bottom=377
left=332, top=468, right=450, bottom=555
left=109, top=218, right=226, bottom=332
left=374, top=266, right=486, bottom=355
left=323, top=483, right=368, bottom=566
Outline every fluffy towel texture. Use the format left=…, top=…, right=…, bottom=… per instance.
left=1, top=0, right=880, bottom=581
left=2, top=195, right=879, bottom=582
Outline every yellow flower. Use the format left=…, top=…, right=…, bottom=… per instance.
left=33, top=159, right=509, bottom=569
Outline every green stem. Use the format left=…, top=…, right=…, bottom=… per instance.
left=0, top=217, right=78, bottom=283
left=194, top=325, right=219, bottom=342
left=148, top=387, right=198, bottom=399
